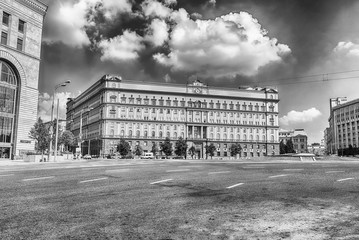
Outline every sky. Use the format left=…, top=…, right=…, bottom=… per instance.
left=37, top=0, right=359, bottom=144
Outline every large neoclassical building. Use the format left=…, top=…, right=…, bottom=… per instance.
left=0, top=0, right=47, bottom=158
left=67, top=75, right=280, bottom=158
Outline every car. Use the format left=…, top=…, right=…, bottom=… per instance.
left=83, top=154, right=92, bottom=159
left=141, top=153, right=154, bottom=159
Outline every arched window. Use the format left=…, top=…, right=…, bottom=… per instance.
left=167, top=132, right=170, bottom=138
left=144, top=131, right=148, bottom=137
left=174, top=132, right=177, bottom=138
left=136, top=130, right=140, bottom=137
left=129, top=130, right=132, bottom=137
left=210, top=133, right=213, bottom=139
left=223, top=133, right=227, bottom=140
left=244, top=135, right=247, bottom=140
left=110, top=129, right=114, bottom=136
left=152, top=131, right=155, bottom=137
left=120, top=130, right=124, bottom=136
left=0, top=61, right=19, bottom=158
left=216, top=133, right=220, bottom=140
left=237, top=134, right=240, bottom=140
left=159, top=131, right=163, bottom=138
left=230, top=134, right=234, bottom=140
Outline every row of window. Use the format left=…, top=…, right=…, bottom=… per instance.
left=108, top=94, right=276, bottom=111
left=2, top=11, right=25, bottom=32
left=1, top=11, right=25, bottom=51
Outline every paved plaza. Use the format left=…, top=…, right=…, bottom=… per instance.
left=1, top=158, right=359, bottom=239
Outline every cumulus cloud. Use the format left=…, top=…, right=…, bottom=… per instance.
left=208, top=0, right=216, bottom=6
left=141, top=0, right=172, bottom=19
left=98, top=30, right=145, bottom=61
left=164, top=0, right=177, bottom=6
left=38, top=92, right=77, bottom=122
left=279, top=108, right=322, bottom=126
left=333, top=41, right=359, bottom=57
left=145, top=19, right=169, bottom=46
left=44, top=0, right=132, bottom=47
left=154, top=11, right=291, bottom=78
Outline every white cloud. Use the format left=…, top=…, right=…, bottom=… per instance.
left=141, top=0, right=172, bottom=19
left=45, top=0, right=132, bottom=47
left=38, top=92, right=76, bottom=122
left=333, top=41, right=359, bottom=57
left=279, top=108, right=322, bottom=126
left=208, top=0, right=216, bottom=6
left=164, top=0, right=177, bottom=6
left=98, top=30, right=145, bottom=62
left=154, top=11, right=291, bottom=78
left=145, top=19, right=169, bottom=46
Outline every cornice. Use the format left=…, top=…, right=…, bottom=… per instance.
left=15, top=0, right=48, bottom=16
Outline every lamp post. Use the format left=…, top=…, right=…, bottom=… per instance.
left=79, top=107, right=93, bottom=158
left=48, top=80, right=71, bottom=162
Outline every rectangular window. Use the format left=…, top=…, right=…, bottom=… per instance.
left=1, top=32, right=7, bottom=45
left=18, top=19, right=25, bottom=33
left=2, top=12, right=10, bottom=26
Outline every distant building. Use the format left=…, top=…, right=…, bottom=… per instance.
left=66, top=75, right=280, bottom=158
left=0, top=1, right=47, bottom=158
left=308, top=142, right=325, bottom=156
left=328, top=97, right=359, bottom=154
left=279, top=129, right=308, bottom=153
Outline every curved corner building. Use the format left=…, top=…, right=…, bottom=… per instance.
left=0, top=0, right=47, bottom=158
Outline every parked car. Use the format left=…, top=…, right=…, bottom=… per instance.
left=83, top=154, right=92, bottom=159
left=141, top=153, right=154, bottom=159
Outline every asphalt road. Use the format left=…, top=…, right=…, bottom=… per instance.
left=1, top=159, right=359, bottom=239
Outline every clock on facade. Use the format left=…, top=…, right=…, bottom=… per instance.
left=194, top=88, right=202, bottom=93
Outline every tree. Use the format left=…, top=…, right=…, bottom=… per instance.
left=151, top=142, right=158, bottom=157
left=205, top=143, right=216, bottom=159
left=160, top=137, right=173, bottom=157
left=134, top=145, right=143, bottom=157
left=285, top=139, right=295, bottom=153
left=174, top=137, right=187, bottom=157
left=280, top=140, right=286, bottom=154
left=29, top=117, right=50, bottom=161
left=117, top=139, right=131, bottom=158
left=230, top=143, right=242, bottom=157
left=188, top=146, right=196, bottom=159
left=59, top=130, right=75, bottom=152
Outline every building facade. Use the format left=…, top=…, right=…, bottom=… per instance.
left=0, top=0, right=47, bottom=158
left=279, top=129, right=308, bottom=153
left=66, top=75, right=280, bottom=158
left=328, top=97, right=359, bottom=154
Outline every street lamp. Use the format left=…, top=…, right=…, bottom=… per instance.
left=79, top=107, right=93, bottom=158
left=48, top=80, right=71, bottom=162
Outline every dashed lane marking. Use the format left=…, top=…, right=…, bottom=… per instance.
left=283, top=169, right=304, bottom=171
left=166, top=169, right=191, bottom=172
left=79, top=177, right=108, bottom=183
left=22, top=176, right=55, bottom=181
left=326, top=171, right=345, bottom=174
left=208, top=171, right=231, bottom=175
left=337, top=178, right=354, bottom=182
left=243, top=167, right=265, bottom=169
left=0, top=174, right=14, bottom=177
left=150, top=179, right=173, bottom=185
left=268, top=174, right=290, bottom=178
left=105, top=169, right=131, bottom=173
left=226, top=183, right=244, bottom=189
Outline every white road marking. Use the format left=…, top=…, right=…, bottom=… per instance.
left=0, top=174, right=14, bottom=177
left=283, top=169, right=304, bottom=171
left=166, top=169, right=191, bottom=172
left=105, top=169, right=131, bottom=173
left=326, top=171, right=345, bottom=173
left=22, top=176, right=55, bottom=181
left=268, top=174, right=290, bottom=178
left=226, top=183, right=244, bottom=189
left=243, top=167, right=265, bottom=169
left=337, top=178, right=354, bottom=182
left=150, top=179, right=173, bottom=185
left=79, top=177, right=108, bottom=183
left=208, top=171, right=231, bottom=175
